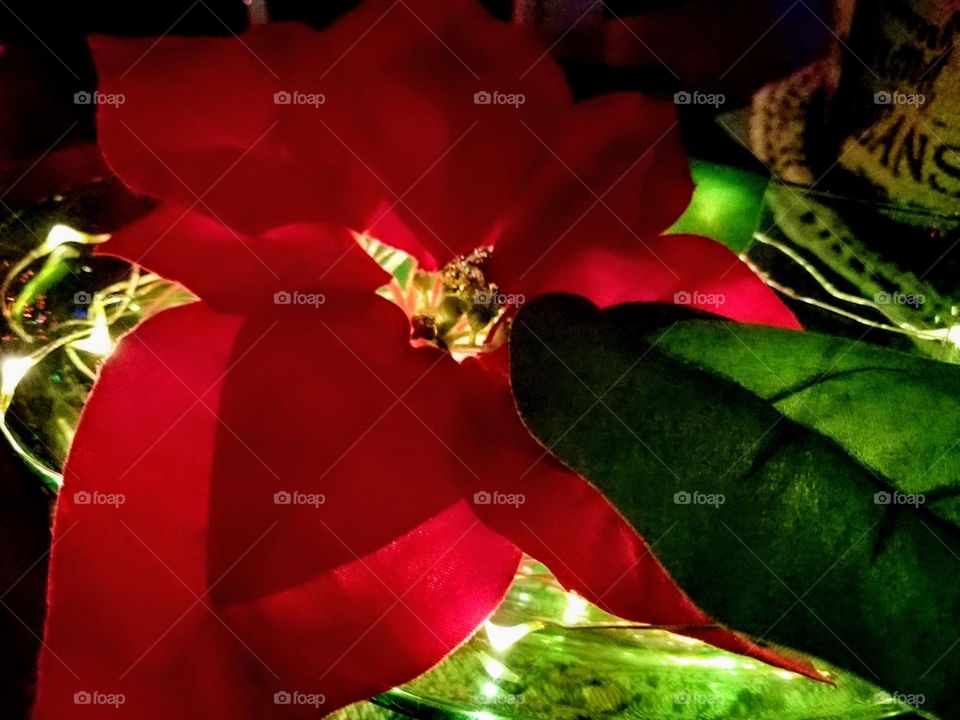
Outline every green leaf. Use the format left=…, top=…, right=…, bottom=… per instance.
left=668, top=160, right=769, bottom=254
left=649, top=318, right=960, bottom=528
left=509, top=295, right=960, bottom=720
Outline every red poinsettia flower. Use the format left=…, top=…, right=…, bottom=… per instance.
left=35, top=1, right=808, bottom=718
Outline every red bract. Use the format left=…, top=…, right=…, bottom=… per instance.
left=35, top=2, right=808, bottom=718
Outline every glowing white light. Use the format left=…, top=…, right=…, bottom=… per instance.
left=480, top=654, right=508, bottom=680
left=1, top=356, right=35, bottom=399
left=480, top=682, right=499, bottom=699
left=71, top=312, right=113, bottom=356
left=946, top=325, right=960, bottom=349
left=42, top=224, right=90, bottom=252
left=561, top=591, right=588, bottom=625
left=483, top=620, right=541, bottom=652
left=478, top=652, right=520, bottom=683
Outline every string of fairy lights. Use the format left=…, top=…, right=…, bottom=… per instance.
left=744, top=234, right=960, bottom=350
left=0, top=224, right=188, bottom=488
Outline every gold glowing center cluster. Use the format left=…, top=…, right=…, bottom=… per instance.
left=405, top=247, right=507, bottom=353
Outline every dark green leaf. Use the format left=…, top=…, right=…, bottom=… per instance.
left=509, top=295, right=960, bottom=719
left=648, top=318, right=960, bottom=527
left=668, top=160, right=769, bottom=254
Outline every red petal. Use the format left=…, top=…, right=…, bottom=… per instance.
left=474, top=344, right=511, bottom=378
left=326, top=0, right=571, bottom=263
left=498, top=232, right=801, bottom=329
left=96, top=204, right=389, bottom=311
left=34, top=302, right=519, bottom=719
left=92, top=7, right=571, bottom=266
left=207, top=296, right=494, bottom=603
left=90, top=25, right=384, bottom=235
left=455, top=361, right=819, bottom=680
left=488, top=93, right=692, bottom=272
left=35, top=304, right=252, bottom=720
left=222, top=501, right=520, bottom=712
